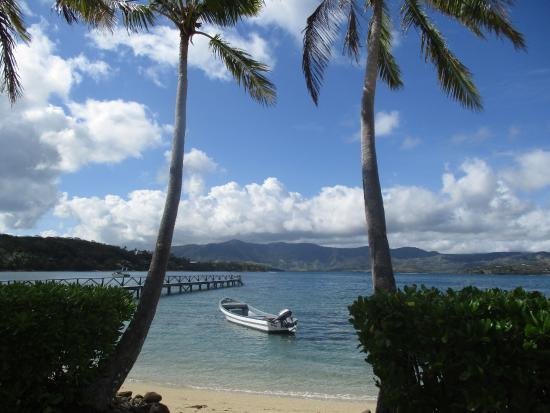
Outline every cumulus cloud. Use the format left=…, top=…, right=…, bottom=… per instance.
left=250, top=0, right=319, bottom=41
left=88, top=25, right=274, bottom=82
left=157, top=148, right=219, bottom=197
left=0, top=25, right=163, bottom=229
left=53, top=155, right=550, bottom=253
left=501, top=149, right=550, bottom=191
left=348, top=110, right=400, bottom=141
left=375, top=110, right=400, bottom=136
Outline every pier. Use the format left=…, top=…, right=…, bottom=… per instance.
left=0, top=274, right=243, bottom=298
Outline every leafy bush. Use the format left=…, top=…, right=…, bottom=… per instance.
left=349, top=286, right=550, bottom=412
left=0, top=282, right=135, bottom=413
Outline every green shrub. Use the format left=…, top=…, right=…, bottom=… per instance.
left=0, top=282, right=135, bottom=413
left=349, top=286, right=550, bottom=412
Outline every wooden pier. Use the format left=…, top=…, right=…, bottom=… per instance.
left=0, top=274, right=243, bottom=298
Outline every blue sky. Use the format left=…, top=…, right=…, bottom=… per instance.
left=1, top=0, right=549, bottom=253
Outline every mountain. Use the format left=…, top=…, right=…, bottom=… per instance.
left=0, top=234, right=271, bottom=272
left=172, top=239, right=550, bottom=274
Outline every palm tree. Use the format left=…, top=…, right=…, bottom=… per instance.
left=302, top=0, right=525, bottom=294
left=5, top=1, right=275, bottom=409
left=67, top=1, right=275, bottom=409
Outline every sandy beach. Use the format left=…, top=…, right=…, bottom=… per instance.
left=120, top=381, right=375, bottom=413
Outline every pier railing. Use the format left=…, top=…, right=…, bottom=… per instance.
left=0, top=274, right=243, bottom=298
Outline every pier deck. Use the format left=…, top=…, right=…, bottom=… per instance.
left=0, top=274, right=243, bottom=298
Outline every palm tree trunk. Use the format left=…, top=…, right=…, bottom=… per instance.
left=360, top=0, right=396, bottom=294
left=84, top=30, right=190, bottom=411
left=362, top=4, right=397, bottom=413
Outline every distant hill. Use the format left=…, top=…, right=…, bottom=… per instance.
left=0, top=234, right=271, bottom=272
left=172, top=239, right=550, bottom=274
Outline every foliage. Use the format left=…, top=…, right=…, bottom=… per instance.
left=0, top=282, right=135, bottom=412
left=349, top=286, right=550, bottom=412
left=0, top=0, right=30, bottom=103
left=302, top=0, right=525, bottom=108
left=0, top=234, right=271, bottom=271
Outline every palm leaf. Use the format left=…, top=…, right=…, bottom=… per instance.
left=402, top=0, right=482, bottom=110
left=342, top=0, right=361, bottom=62
left=55, top=0, right=154, bottom=31
left=426, top=0, right=525, bottom=49
left=369, top=6, right=403, bottom=89
left=0, top=0, right=30, bottom=103
left=199, top=0, right=263, bottom=26
left=207, top=34, right=276, bottom=106
left=302, top=0, right=342, bottom=105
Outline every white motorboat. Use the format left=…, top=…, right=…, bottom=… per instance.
left=219, top=298, right=298, bottom=333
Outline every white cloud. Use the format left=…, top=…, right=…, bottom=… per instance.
left=375, top=110, right=400, bottom=136
left=35, top=99, right=162, bottom=171
left=502, top=149, right=550, bottom=191
left=251, top=0, right=319, bottom=42
left=348, top=110, right=400, bottom=141
left=0, top=25, right=163, bottom=229
left=53, top=154, right=550, bottom=253
left=88, top=25, right=274, bottom=82
left=158, top=148, right=219, bottom=197
left=68, top=54, right=112, bottom=82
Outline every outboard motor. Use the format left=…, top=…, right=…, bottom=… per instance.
left=276, top=309, right=292, bottom=321
left=275, top=309, right=296, bottom=329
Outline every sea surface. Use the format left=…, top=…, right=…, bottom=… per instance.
left=2, top=271, right=549, bottom=401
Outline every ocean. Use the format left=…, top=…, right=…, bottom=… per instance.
left=2, top=271, right=549, bottom=401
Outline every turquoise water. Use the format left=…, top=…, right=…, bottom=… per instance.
left=2, top=271, right=549, bottom=401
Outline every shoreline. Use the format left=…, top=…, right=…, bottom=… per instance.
left=120, top=380, right=376, bottom=413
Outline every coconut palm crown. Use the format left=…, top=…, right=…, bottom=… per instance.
left=304, top=0, right=525, bottom=107
left=302, top=0, right=525, bottom=294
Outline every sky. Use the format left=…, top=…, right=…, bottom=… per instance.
left=1, top=0, right=549, bottom=253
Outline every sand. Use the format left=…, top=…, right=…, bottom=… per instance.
left=120, top=381, right=376, bottom=413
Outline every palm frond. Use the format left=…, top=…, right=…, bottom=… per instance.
left=55, top=0, right=154, bottom=31
left=426, top=0, right=525, bottom=50
left=342, top=0, right=361, bottom=62
left=0, top=0, right=30, bottom=103
left=199, top=0, right=263, bottom=26
left=369, top=6, right=403, bottom=89
left=302, top=0, right=342, bottom=105
left=402, top=0, right=482, bottom=110
left=55, top=0, right=115, bottom=27
left=207, top=34, right=276, bottom=106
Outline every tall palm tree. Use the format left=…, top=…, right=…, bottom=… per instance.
left=5, top=0, right=275, bottom=409
left=69, top=1, right=275, bottom=409
left=302, top=0, right=525, bottom=294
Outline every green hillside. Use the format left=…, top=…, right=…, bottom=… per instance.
left=172, top=239, right=550, bottom=274
left=0, top=234, right=270, bottom=272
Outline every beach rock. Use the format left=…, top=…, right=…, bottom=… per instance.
left=143, top=392, right=162, bottom=403
left=361, top=410, right=372, bottom=413
left=117, top=391, right=133, bottom=398
left=149, top=402, right=170, bottom=413
left=131, top=405, right=151, bottom=413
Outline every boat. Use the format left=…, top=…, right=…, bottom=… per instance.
left=112, top=267, right=131, bottom=277
left=219, top=298, right=298, bottom=333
